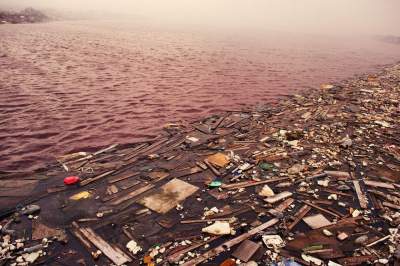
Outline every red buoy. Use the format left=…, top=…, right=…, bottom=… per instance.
left=64, top=176, right=80, bottom=185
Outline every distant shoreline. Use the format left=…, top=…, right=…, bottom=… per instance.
left=0, top=7, right=48, bottom=24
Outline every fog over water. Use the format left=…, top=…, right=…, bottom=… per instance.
left=1, top=1, right=400, bottom=173
left=4, top=0, right=400, bottom=35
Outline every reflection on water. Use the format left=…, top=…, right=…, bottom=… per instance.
left=0, top=20, right=399, bottom=172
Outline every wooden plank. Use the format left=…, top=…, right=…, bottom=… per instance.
left=118, top=179, right=141, bottom=190
left=102, top=181, right=140, bottom=202
left=383, top=201, right=400, bottom=210
left=78, top=227, right=131, bottom=265
left=221, top=177, right=290, bottom=190
left=71, top=228, right=93, bottom=250
left=0, top=179, right=38, bottom=188
left=139, top=179, right=199, bottom=214
left=302, top=214, right=332, bottom=229
left=301, top=201, right=340, bottom=218
left=287, top=205, right=311, bottom=231
left=124, top=137, right=169, bottom=161
left=167, top=236, right=220, bottom=263
left=268, top=198, right=294, bottom=216
left=93, top=144, right=118, bottom=156
left=109, top=184, right=155, bottom=206
left=181, top=218, right=279, bottom=266
left=80, top=170, right=115, bottom=186
left=364, top=180, right=395, bottom=189
left=353, top=180, right=368, bottom=209
left=122, top=143, right=149, bottom=158
left=174, top=166, right=203, bottom=178
left=181, top=218, right=232, bottom=224
left=264, top=191, right=293, bottom=204
left=108, top=172, right=140, bottom=184
left=203, top=159, right=221, bottom=176
left=0, top=179, right=38, bottom=197
left=71, top=222, right=93, bottom=250
left=324, top=170, right=351, bottom=179
left=337, top=255, right=375, bottom=265
left=232, top=240, right=260, bottom=262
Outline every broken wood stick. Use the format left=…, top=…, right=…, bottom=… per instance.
left=108, top=172, right=140, bottom=184
left=180, top=218, right=232, bottom=224
left=109, top=184, right=155, bottom=206
left=300, top=200, right=340, bottom=218
left=287, top=205, right=311, bottom=231
left=268, top=198, right=294, bottom=217
left=366, top=235, right=391, bottom=247
left=78, top=226, right=131, bottom=265
left=324, top=170, right=351, bottom=179
left=167, top=236, right=220, bottom=263
left=124, top=137, right=169, bottom=161
left=211, top=116, right=225, bottom=131
left=353, top=180, right=368, bottom=209
left=71, top=222, right=93, bottom=250
left=221, top=177, right=290, bottom=190
left=364, top=180, right=395, bottom=190
left=181, top=218, right=279, bottom=266
left=80, top=170, right=115, bottom=186
left=204, top=159, right=221, bottom=176
left=321, top=188, right=353, bottom=197
left=382, top=201, right=400, bottom=210
left=264, top=191, right=293, bottom=204
left=93, top=144, right=118, bottom=156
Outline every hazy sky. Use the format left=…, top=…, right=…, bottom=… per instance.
left=2, top=0, right=400, bottom=35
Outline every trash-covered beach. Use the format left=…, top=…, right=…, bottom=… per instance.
left=1, top=63, right=400, bottom=266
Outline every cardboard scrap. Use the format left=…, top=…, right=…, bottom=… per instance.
left=139, top=178, right=199, bottom=214
left=232, top=240, right=260, bottom=262
left=264, top=191, right=293, bottom=204
left=206, top=153, right=230, bottom=168
left=303, top=214, right=332, bottom=229
left=32, top=220, right=65, bottom=241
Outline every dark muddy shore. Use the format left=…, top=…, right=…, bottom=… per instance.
left=0, top=64, right=400, bottom=265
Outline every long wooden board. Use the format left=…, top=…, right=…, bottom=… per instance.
left=182, top=218, right=279, bottom=266
left=353, top=180, right=368, bottom=209
left=78, top=227, right=131, bottom=265
left=108, top=183, right=155, bottom=206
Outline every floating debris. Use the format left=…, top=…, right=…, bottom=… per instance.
left=1, top=64, right=400, bottom=265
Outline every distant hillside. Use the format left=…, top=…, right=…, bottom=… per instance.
left=0, top=7, right=48, bottom=24
left=375, top=35, right=400, bottom=45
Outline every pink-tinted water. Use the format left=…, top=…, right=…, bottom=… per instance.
left=1, top=20, right=400, bottom=172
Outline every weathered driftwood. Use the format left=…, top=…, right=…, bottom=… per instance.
left=76, top=226, right=131, bottom=265
left=108, top=183, right=155, bottom=206
left=80, top=170, right=115, bottom=186
left=221, top=177, right=290, bottom=190
left=181, top=218, right=279, bottom=265
left=353, top=180, right=368, bottom=209
left=287, top=205, right=311, bottom=231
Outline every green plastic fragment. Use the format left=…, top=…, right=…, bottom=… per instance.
left=209, top=181, right=222, bottom=188
left=302, top=244, right=324, bottom=252
left=259, top=162, right=274, bottom=171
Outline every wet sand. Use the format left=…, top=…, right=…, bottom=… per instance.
left=1, top=20, right=400, bottom=172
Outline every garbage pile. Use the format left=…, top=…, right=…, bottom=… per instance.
left=1, top=64, right=400, bottom=265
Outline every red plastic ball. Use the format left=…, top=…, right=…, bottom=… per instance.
left=64, top=176, right=80, bottom=185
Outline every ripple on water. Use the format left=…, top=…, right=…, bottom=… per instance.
left=1, top=21, right=400, bottom=172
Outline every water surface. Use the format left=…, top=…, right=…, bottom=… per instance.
left=1, top=20, right=400, bottom=172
